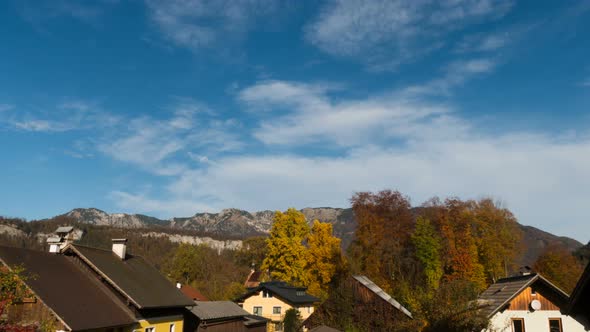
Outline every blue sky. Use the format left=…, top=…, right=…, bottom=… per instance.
left=1, top=0, right=590, bottom=242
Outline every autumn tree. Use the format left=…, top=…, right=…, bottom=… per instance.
left=411, top=217, right=443, bottom=291
left=534, top=244, right=584, bottom=293
left=471, top=198, right=523, bottom=283
left=305, top=220, right=346, bottom=299
left=419, top=279, right=490, bottom=332
left=348, top=190, right=415, bottom=293
left=0, top=265, right=36, bottom=331
left=261, top=208, right=310, bottom=285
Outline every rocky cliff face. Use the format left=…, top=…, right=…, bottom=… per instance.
left=65, top=208, right=167, bottom=228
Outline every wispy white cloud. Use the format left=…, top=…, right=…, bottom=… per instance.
left=306, top=0, right=513, bottom=69
left=401, top=58, right=496, bottom=96
left=5, top=100, right=119, bottom=132
left=145, top=0, right=280, bottom=52
left=98, top=99, right=243, bottom=175
left=239, top=63, right=492, bottom=146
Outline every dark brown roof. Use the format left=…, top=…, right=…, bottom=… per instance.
left=478, top=273, right=569, bottom=317
left=180, top=284, right=209, bottom=301
left=0, top=245, right=136, bottom=331
left=69, top=244, right=194, bottom=309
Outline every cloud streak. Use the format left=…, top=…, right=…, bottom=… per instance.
left=306, top=0, right=513, bottom=69
left=145, top=0, right=279, bottom=52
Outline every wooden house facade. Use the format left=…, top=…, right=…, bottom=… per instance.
left=479, top=273, right=587, bottom=332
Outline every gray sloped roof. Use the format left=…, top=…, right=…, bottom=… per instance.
left=56, top=226, right=74, bottom=233
left=70, top=244, right=194, bottom=309
left=237, top=281, right=320, bottom=305
left=478, top=273, right=569, bottom=317
left=190, top=301, right=250, bottom=320
left=0, top=245, right=136, bottom=331
left=352, top=275, right=413, bottom=319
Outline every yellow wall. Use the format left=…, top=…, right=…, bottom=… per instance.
left=129, top=314, right=184, bottom=332
left=242, top=292, right=314, bottom=332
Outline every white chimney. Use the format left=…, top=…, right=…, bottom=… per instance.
left=47, top=237, right=62, bottom=253
left=112, top=239, right=127, bottom=260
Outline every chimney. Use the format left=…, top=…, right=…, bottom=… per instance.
left=112, top=239, right=127, bottom=260
left=47, top=236, right=62, bottom=253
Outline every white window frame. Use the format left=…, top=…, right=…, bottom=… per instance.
left=273, top=306, right=281, bottom=314
left=253, top=306, right=263, bottom=315
left=169, top=323, right=175, bottom=332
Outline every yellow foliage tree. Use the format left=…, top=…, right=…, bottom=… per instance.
left=306, top=220, right=345, bottom=299
left=261, top=208, right=310, bottom=286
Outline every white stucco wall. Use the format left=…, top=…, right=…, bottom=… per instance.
left=486, top=310, right=588, bottom=332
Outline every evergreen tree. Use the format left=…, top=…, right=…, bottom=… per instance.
left=283, top=308, right=303, bottom=332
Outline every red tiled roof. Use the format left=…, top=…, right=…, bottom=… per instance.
left=180, top=284, right=209, bottom=301
left=245, top=270, right=262, bottom=288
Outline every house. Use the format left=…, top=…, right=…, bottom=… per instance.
left=478, top=272, right=587, bottom=332
left=0, top=245, right=137, bottom=331
left=245, top=269, right=263, bottom=288
left=236, top=281, right=320, bottom=332
left=177, top=284, right=209, bottom=302
left=184, top=301, right=267, bottom=332
left=0, top=228, right=194, bottom=332
left=568, top=262, right=590, bottom=329
left=303, top=275, right=414, bottom=331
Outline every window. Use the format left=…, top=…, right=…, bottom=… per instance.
left=549, top=318, right=562, bottom=332
left=273, top=306, right=282, bottom=314
left=296, top=291, right=305, bottom=296
left=145, top=328, right=155, bottom=332
left=169, top=323, right=175, bottom=332
left=263, top=290, right=273, bottom=298
left=253, top=306, right=263, bottom=316
left=511, top=318, right=525, bottom=332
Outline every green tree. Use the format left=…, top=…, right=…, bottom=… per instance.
left=283, top=308, right=303, bottom=332
left=411, top=217, right=443, bottom=291
left=419, top=279, right=490, bottom=332
left=235, top=236, right=268, bottom=269
left=306, top=220, right=345, bottom=299
left=166, top=243, right=203, bottom=285
left=261, top=209, right=310, bottom=285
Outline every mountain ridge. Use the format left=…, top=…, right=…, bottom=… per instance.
left=1, top=207, right=582, bottom=266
